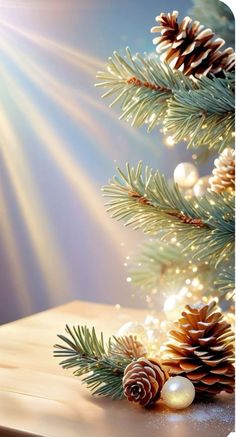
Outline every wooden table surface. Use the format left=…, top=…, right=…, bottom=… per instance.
left=0, top=300, right=234, bottom=437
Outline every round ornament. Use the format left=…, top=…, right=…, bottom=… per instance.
left=117, top=321, right=147, bottom=343
left=174, top=162, right=199, bottom=188
left=161, top=376, right=195, bottom=409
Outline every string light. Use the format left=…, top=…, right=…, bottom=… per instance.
left=165, top=135, right=175, bottom=147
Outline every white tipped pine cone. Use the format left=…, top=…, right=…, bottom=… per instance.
left=162, top=302, right=235, bottom=399
left=151, top=11, right=235, bottom=77
left=209, top=148, right=235, bottom=193
left=122, top=357, right=168, bottom=407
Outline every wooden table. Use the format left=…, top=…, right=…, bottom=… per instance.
left=0, top=300, right=234, bottom=437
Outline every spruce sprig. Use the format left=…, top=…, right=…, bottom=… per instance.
left=54, top=325, right=132, bottom=399
left=103, top=162, right=235, bottom=265
left=96, top=48, right=234, bottom=152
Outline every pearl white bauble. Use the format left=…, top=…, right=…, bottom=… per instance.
left=174, top=162, right=199, bottom=188
left=193, top=175, right=210, bottom=197
left=117, top=321, right=147, bottom=342
left=161, top=376, right=195, bottom=409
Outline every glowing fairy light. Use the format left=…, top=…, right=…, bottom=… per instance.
left=165, top=135, right=175, bottom=147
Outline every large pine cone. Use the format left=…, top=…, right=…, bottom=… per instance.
left=209, top=148, right=235, bottom=193
left=162, top=302, right=235, bottom=399
left=122, top=357, right=168, bottom=407
left=151, top=11, right=235, bottom=78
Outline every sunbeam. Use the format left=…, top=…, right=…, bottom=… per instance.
left=0, top=182, right=33, bottom=314
left=0, top=30, right=120, bottom=163
left=0, top=24, right=158, bottom=157
left=0, top=104, right=73, bottom=304
left=0, top=19, right=104, bottom=72
left=0, top=63, right=133, bottom=253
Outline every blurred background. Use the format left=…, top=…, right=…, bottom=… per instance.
left=0, top=0, right=232, bottom=323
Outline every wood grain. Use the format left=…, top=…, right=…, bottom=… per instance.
left=0, top=300, right=234, bottom=437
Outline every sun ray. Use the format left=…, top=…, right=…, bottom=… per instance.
left=0, top=30, right=123, bottom=162
left=0, top=181, right=33, bottom=314
left=0, top=63, right=134, bottom=252
left=0, top=19, right=104, bottom=71
left=0, top=103, right=73, bottom=304
left=0, top=26, right=158, bottom=158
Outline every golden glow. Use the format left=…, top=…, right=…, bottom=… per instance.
left=165, top=135, right=175, bottom=147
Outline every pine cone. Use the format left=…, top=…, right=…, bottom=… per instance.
left=162, top=302, right=235, bottom=399
left=122, top=357, right=168, bottom=407
left=151, top=11, right=235, bottom=78
left=209, top=148, right=235, bottom=193
left=111, top=335, right=147, bottom=359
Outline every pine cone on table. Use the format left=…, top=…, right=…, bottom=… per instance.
left=122, top=357, right=168, bottom=407
left=151, top=11, right=235, bottom=78
left=111, top=335, right=147, bottom=359
left=162, top=302, right=235, bottom=399
left=209, top=148, right=235, bottom=193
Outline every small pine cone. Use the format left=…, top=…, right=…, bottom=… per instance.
left=209, top=148, right=235, bottom=193
left=162, top=302, right=235, bottom=399
left=111, top=335, right=147, bottom=359
left=151, top=11, right=235, bottom=78
left=122, top=357, right=168, bottom=407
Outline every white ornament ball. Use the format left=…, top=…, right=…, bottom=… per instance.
left=161, top=376, right=195, bottom=410
left=174, top=162, right=199, bottom=188
left=117, top=321, right=147, bottom=342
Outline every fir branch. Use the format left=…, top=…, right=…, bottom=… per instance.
left=165, top=73, right=235, bottom=151
left=103, top=162, right=235, bottom=264
left=95, top=48, right=193, bottom=132
left=96, top=48, right=235, bottom=151
left=54, top=325, right=131, bottom=399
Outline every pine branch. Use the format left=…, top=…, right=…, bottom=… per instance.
left=103, top=162, right=235, bottom=265
left=95, top=48, right=194, bottom=132
left=96, top=48, right=235, bottom=151
left=54, top=325, right=133, bottom=399
left=165, top=73, right=235, bottom=152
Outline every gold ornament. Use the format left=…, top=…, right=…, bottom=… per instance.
left=209, top=148, right=235, bottom=193
left=111, top=335, right=147, bottom=359
left=161, top=376, right=195, bottom=409
left=151, top=11, right=235, bottom=77
left=162, top=302, right=235, bottom=399
left=122, top=357, right=168, bottom=407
